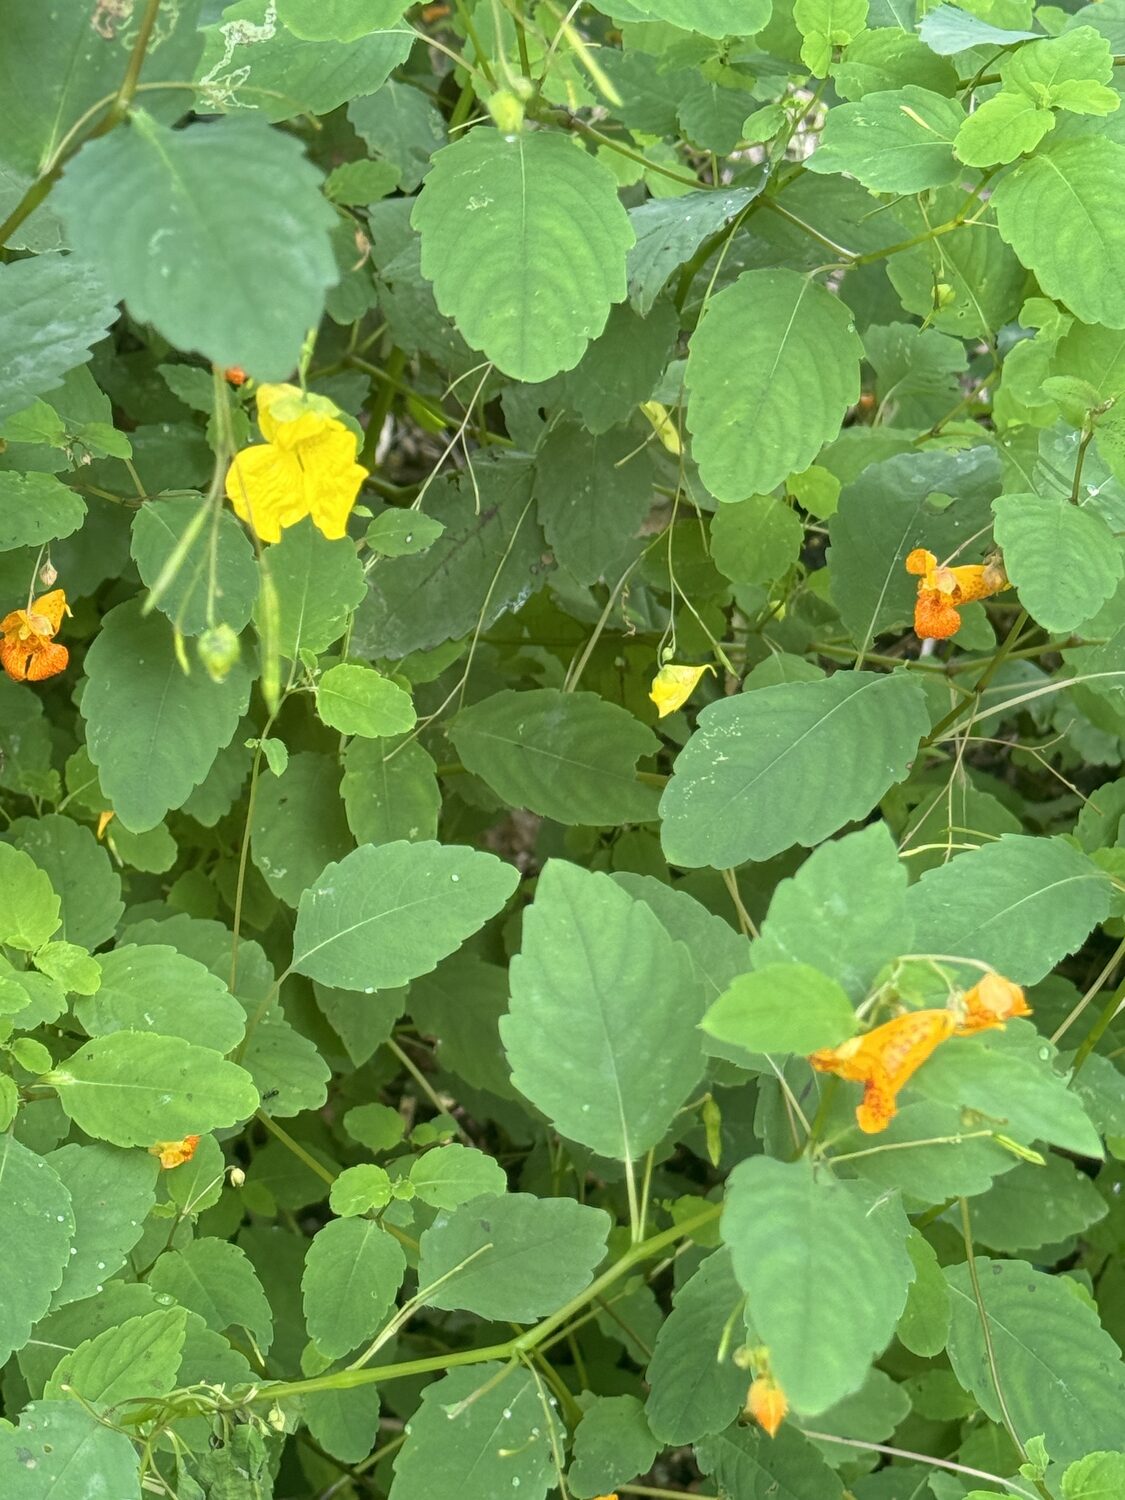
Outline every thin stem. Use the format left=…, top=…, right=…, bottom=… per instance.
left=720, top=867, right=759, bottom=939
left=800, top=1432, right=1040, bottom=1500
left=1071, top=976, right=1125, bottom=1075
left=255, top=1110, right=335, bottom=1187
left=109, top=0, right=164, bottom=123
left=1051, top=937, right=1125, bottom=1045
left=386, top=1038, right=473, bottom=1145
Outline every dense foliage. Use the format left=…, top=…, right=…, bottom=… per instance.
left=2, top=1, right=1125, bottom=1498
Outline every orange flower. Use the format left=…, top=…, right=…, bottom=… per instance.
left=905, top=548, right=1008, bottom=641
left=0, top=589, right=70, bottom=682
left=954, top=972, right=1031, bottom=1034
left=224, top=367, right=248, bottom=386
left=746, top=1375, right=788, bottom=1437
left=149, top=1135, right=201, bottom=1170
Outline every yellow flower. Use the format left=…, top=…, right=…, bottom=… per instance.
left=148, top=1134, right=201, bottom=1170
left=1, top=588, right=71, bottom=683
left=746, top=1374, right=788, bottom=1437
left=649, top=662, right=715, bottom=718
left=224, top=383, right=368, bottom=543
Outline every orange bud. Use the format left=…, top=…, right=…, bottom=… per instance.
left=149, top=1135, right=201, bottom=1169
left=955, top=972, right=1031, bottom=1034
left=224, top=367, right=248, bottom=386
left=746, top=1375, right=788, bottom=1437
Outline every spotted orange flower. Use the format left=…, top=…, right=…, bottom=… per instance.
left=149, top=1135, right=201, bottom=1170
left=905, top=548, right=1008, bottom=640
left=810, top=973, right=1032, bottom=1133
left=746, top=1374, right=788, bottom=1437
left=0, top=589, right=71, bottom=682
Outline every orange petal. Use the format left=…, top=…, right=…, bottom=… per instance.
left=24, top=641, right=68, bottom=682
left=955, top=973, right=1030, bottom=1034
left=746, top=1375, right=788, bottom=1437
left=30, top=589, right=70, bottom=634
left=811, top=1010, right=956, bottom=1134
left=149, top=1134, right=201, bottom=1169
left=905, top=548, right=936, bottom=577
left=914, top=589, right=962, bottom=640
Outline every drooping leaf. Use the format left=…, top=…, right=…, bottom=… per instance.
left=264, top=517, right=368, bottom=660
left=660, top=672, right=929, bottom=868
left=0, top=1135, right=74, bottom=1364
left=46, top=1143, right=158, bottom=1310
left=413, top=129, right=634, bottom=381
left=645, top=1249, right=748, bottom=1445
left=502, top=860, right=705, bottom=1161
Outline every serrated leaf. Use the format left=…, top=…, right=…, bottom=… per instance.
left=906, top=834, right=1112, bottom=984
left=722, top=1157, right=915, bottom=1414
left=898, top=1229, right=951, bottom=1357
left=365, top=509, right=445, bottom=557
left=686, top=269, right=862, bottom=501
left=292, top=841, right=519, bottom=990
left=46, top=1143, right=158, bottom=1309
left=8, top=813, right=123, bottom=950
left=0, top=473, right=85, bottom=551
left=252, top=750, right=353, bottom=908
left=132, top=495, right=259, bottom=637
left=44, top=1306, right=187, bottom=1409
left=342, top=737, right=441, bottom=846
left=993, top=138, right=1125, bottom=330
left=795, top=0, right=870, bottom=76
left=645, top=1249, right=747, bottom=1445
left=419, top=1193, right=610, bottom=1321
left=919, top=4, right=1037, bottom=53
left=502, top=860, right=705, bottom=1160
left=262, top=516, right=368, bottom=659
left=48, top=1032, right=259, bottom=1147
left=150, top=1239, right=273, bottom=1352
left=660, top=672, right=929, bottom=869
left=945, top=1258, right=1125, bottom=1465
left=696, top=1424, right=845, bottom=1500
left=56, top=112, right=337, bottom=379
left=810, top=87, right=965, bottom=192
left=413, top=129, right=633, bottom=381
left=710, top=493, right=804, bottom=586
left=241, top=1011, right=330, bottom=1119
left=569, top=1394, right=658, bottom=1500
left=348, top=78, right=446, bottom=191
left=0, top=255, right=119, bottom=424
left=302, top=1217, right=406, bottom=1358
left=626, top=187, right=761, bottom=315
left=955, top=89, right=1055, bottom=167
left=1063, top=1453, right=1125, bottom=1500
left=535, top=422, right=655, bottom=585
left=317, top=663, right=416, bottom=738
left=560, top=299, right=678, bottom=433
left=0, top=1401, right=140, bottom=1500
left=0, top=1136, right=73, bottom=1364
left=450, top=688, right=660, bottom=826
left=702, top=963, right=856, bottom=1055
left=76, top=944, right=246, bottom=1054
left=992, top=493, right=1122, bottom=632
left=408, top=1144, right=507, bottom=1210
left=82, top=600, right=252, bottom=832
left=971, top=1154, right=1107, bottom=1252
left=0, top=842, right=61, bottom=951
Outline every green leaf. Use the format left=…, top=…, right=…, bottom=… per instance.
left=365, top=509, right=445, bottom=557
left=993, top=138, right=1125, bottom=330
left=795, top=0, right=867, bottom=74
left=47, top=1032, right=259, bottom=1147
left=0, top=1402, right=140, bottom=1500
left=292, top=840, right=519, bottom=990
left=265, top=517, right=368, bottom=659
left=348, top=78, right=446, bottom=192
left=342, top=737, right=441, bottom=846
left=0, top=842, right=60, bottom=951
left=413, top=128, right=634, bottom=381
left=252, top=751, right=353, bottom=908
left=722, top=1157, right=915, bottom=1414
left=569, top=1395, right=658, bottom=1500
left=906, top=834, right=1112, bottom=984
left=317, top=663, right=417, bottom=738
left=625, top=0, right=771, bottom=36
left=702, top=963, right=856, bottom=1055
left=971, top=1154, right=1108, bottom=1252
left=502, top=860, right=704, bottom=1161
left=686, top=269, right=862, bottom=501
left=409, top=953, right=516, bottom=1099
left=76, top=944, right=246, bottom=1054
left=7, top=813, right=123, bottom=950
left=613, top=871, right=753, bottom=1005
left=626, top=188, right=761, bottom=315
left=955, top=90, right=1055, bottom=167
left=304, top=1384, right=382, bottom=1466
left=46, top=1143, right=158, bottom=1310
left=535, top=422, right=655, bottom=585
left=645, top=1249, right=747, bottom=1445
left=408, top=1144, right=508, bottom=1209
left=302, top=1217, right=406, bottom=1358
left=56, top=112, right=338, bottom=380
left=753, top=825, right=911, bottom=1001
left=919, top=4, right=1037, bottom=53
left=44, top=1306, right=188, bottom=1409
left=150, top=1239, right=273, bottom=1352
left=241, top=1012, right=330, bottom=1119
left=276, top=0, right=408, bottom=41
left=660, top=672, right=929, bottom=868
left=1005, top=27, right=1117, bottom=106
left=993, top=493, right=1122, bottom=632
left=131, top=495, right=259, bottom=637
left=1063, top=1453, right=1125, bottom=1500
left=560, top=299, right=678, bottom=434
left=419, top=1193, right=610, bottom=1321
left=810, top=87, right=965, bottom=191
left=897, top=1229, right=951, bottom=1357
left=0, top=255, right=119, bottom=423
left=710, top=493, right=804, bottom=586
left=0, top=1136, right=73, bottom=1364
left=0, top=473, right=85, bottom=551
left=450, top=688, right=660, bottom=826
left=329, top=1163, right=393, bottom=1216
left=696, top=1424, right=845, bottom=1500
left=945, top=1258, right=1125, bottom=1465
left=82, top=600, right=252, bottom=832
left=32, top=942, right=100, bottom=997
left=389, top=1364, right=564, bottom=1500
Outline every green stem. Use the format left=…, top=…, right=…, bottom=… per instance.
left=922, top=608, right=1029, bottom=747
left=1071, top=976, right=1125, bottom=1075
left=360, top=347, right=406, bottom=468
left=109, top=0, right=164, bottom=123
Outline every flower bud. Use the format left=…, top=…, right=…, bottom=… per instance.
left=488, top=89, right=525, bottom=135
left=197, top=624, right=241, bottom=683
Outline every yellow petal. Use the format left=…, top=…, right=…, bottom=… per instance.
left=296, top=420, right=368, bottom=541
left=649, top=663, right=714, bottom=718
left=255, top=382, right=306, bottom=441
left=225, top=444, right=306, bottom=543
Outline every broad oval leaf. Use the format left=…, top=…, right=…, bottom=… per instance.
left=685, top=268, right=862, bottom=501
left=809, top=87, right=966, bottom=193
left=992, top=493, right=1122, bottom=633
left=645, top=1249, right=748, bottom=1445
left=0, top=1136, right=74, bottom=1365
left=291, top=840, right=520, bottom=990
left=76, top=944, right=246, bottom=1055
left=660, top=672, right=929, bottom=868
left=44, top=1306, right=188, bottom=1410
left=701, top=963, right=856, bottom=1056
left=0, top=255, right=118, bottom=423
left=0, top=1401, right=140, bottom=1500
left=0, top=473, right=85, bottom=552
left=46, top=1143, right=158, bottom=1310
left=302, top=1217, right=406, bottom=1358
left=413, top=129, right=634, bottom=381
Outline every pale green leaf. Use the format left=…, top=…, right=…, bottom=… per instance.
left=612, top=871, right=753, bottom=1004
left=0, top=1401, right=140, bottom=1500
left=0, top=255, right=118, bottom=424
left=722, top=1157, right=915, bottom=1413
left=955, top=90, right=1055, bottom=167
left=264, top=518, right=368, bottom=660
left=47, top=1032, right=259, bottom=1147
left=660, top=672, right=929, bottom=868
left=502, top=860, right=705, bottom=1161
left=348, top=78, right=446, bottom=191
left=919, top=5, right=1037, bottom=53
left=686, top=269, right=862, bottom=501
left=364, top=509, right=445, bottom=557
left=0, top=843, right=60, bottom=951
left=450, top=688, right=660, bottom=826
left=795, top=0, right=868, bottom=74
left=8, top=813, right=122, bottom=950
left=302, top=1217, right=406, bottom=1358
left=624, top=0, right=771, bottom=36
left=413, top=129, right=634, bottom=381
left=131, top=494, right=259, bottom=637
left=0, top=473, right=85, bottom=551
left=76, top=944, right=246, bottom=1054
left=276, top=0, right=407, bottom=41
left=813, top=87, right=964, bottom=188
left=945, top=1258, right=1125, bottom=1465
left=1063, top=1453, right=1125, bottom=1500
left=82, top=600, right=252, bottom=832
left=292, top=840, right=520, bottom=990
left=317, top=663, right=417, bottom=738
left=0, top=1136, right=73, bottom=1364
left=304, top=1384, right=382, bottom=1466
left=408, top=1144, right=507, bottom=1209
left=702, top=963, right=856, bottom=1055
left=644, top=1249, right=747, bottom=1445
left=569, top=1395, right=658, bottom=1500
left=329, top=1163, right=393, bottom=1216
left=44, top=1306, right=187, bottom=1409
left=46, top=1143, right=158, bottom=1309
left=710, top=493, right=804, bottom=586
left=240, top=1011, right=330, bottom=1119
left=150, top=1239, right=273, bottom=1351
left=992, top=493, right=1122, bottom=632
left=342, top=738, right=441, bottom=846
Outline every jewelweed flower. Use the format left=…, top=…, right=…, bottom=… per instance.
left=905, top=547, right=1008, bottom=640
left=224, top=366, right=248, bottom=386
left=810, top=973, right=1032, bottom=1133
left=224, top=382, right=368, bottom=544
left=0, top=588, right=70, bottom=683
left=746, top=1375, right=788, bottom=1438
left=149, top=1134, right=201, bottom=1170
left=649, top=662, right=715, bottom=718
